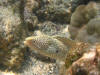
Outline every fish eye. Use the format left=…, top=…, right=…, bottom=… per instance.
left=56, top=50, right=59, bottom=53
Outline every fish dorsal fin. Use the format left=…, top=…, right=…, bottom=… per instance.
left=34, top=30, right=45, bottom=36
left=53, top=35, right=76, bottom=47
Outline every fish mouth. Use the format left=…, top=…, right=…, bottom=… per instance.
left=24, top=37, right=34, bottom=46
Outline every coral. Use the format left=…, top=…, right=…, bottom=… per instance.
left=76, top=18, right=100, bottom=44
left=24, top=0, right=39, bottom=31
left=0, top=6, right=27, bottom=70
left=36, top=0, right=71, bottom=23
left=66, top=44, right=100, bottom=75
left=69, top=1, right=100, bottom=44
left=38, top=21, right=66, bottom=35
left=69, top=1, right=97, bottom=39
